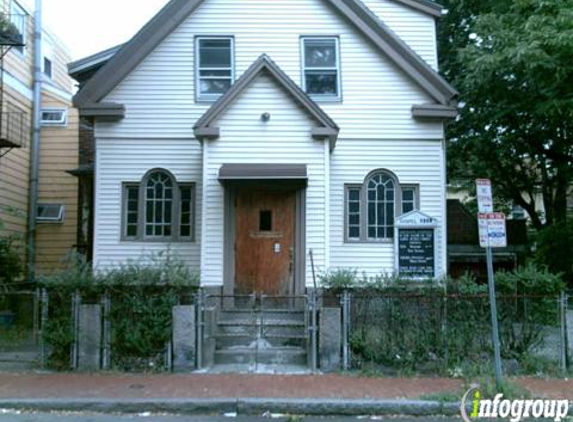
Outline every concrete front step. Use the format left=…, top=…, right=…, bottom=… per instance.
left=215, top=334, right=307, bottom=349
left=218, top=311, right=306, bottom=324
left=217, top=324, right=306, bottom=338
left=214, top=347, right=307, bottom=366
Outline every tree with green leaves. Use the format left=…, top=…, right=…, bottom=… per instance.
left=439, top=0, right=573, bottom=230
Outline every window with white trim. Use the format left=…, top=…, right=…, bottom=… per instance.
left=43, top=57, right=52, bottom=78
left=122, top=169, right=195, bottom=242
left=37, top=204, right=65, bottom=223
left=196, top=37, right=234, bottom=101
left=401, top=185, right=419, bottom=214
left=302, top=37, right=341, bottom=99
left=41, top=108, right=67, bottom=126
left=345, top=171, right=419, bottom=242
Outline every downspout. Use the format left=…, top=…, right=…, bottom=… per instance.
left=27, top=0, right=42, bottom=283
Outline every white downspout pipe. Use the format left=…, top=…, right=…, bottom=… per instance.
left=27, top=0, right=42, bottom=283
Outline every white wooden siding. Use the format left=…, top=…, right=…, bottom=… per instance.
left=94, top=0, right=447, bottom=280
left=203, top=73, right=327, bottom=286
left=360, top=0, right=438, bottom=70
left=330, top=138, right=446, bottom=278
left=94, top=138, right=202, bottom=271
left=99, top=0, right=443, bottom=140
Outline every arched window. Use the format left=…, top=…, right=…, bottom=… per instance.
left=366, top=172, right=395, bottom=240
left=144, top=171, right=174, bottom=237
left=345, top=170, right=419, bottom=242
left=122, top=169, right=195, bottom=242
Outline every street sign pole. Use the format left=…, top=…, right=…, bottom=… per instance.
left=486, top=245, right=503, bottom=388
left=477, top=179, right=504, bottom=388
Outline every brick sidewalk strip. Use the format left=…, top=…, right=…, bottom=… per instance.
left=0, top=373, right=571, bottom=401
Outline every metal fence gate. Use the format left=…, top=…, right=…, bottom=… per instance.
left=199, top=292, right=317, bottom=371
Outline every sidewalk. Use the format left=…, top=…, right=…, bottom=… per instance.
left=0, top=372, right=571, bottom=415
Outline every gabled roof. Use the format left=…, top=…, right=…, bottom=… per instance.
left=194, top=54, right=340, bottom=150
left=73, top=0, right=456, bottom=110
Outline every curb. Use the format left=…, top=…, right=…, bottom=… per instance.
left=0, top=398, right=462, bottom=416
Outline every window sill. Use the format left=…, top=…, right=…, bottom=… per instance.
left=121, top=238, right=196, bottom=244
left=309, top=96, right=342, bottom=104
left=344, top=239, right=395, bottom=244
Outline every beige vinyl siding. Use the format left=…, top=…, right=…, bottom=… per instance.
left=204, top=73, right=327, bottom=286
left=360, top=0, right=438, bottom=70
left=98, top=0, right=443, bottom=141
left=34, top=91, right=78, bottom=273
left=0, top=86, right=31, bottom=239
left=3, top=1, right=34, bottom=88
left=43, top=32, right=75, bottom=94
left=93, top=138, right=202, bottom=271
left=330, top=138, right=446, bottom=277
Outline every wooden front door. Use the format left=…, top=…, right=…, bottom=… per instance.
left=235, top=189, right=296, bottom=296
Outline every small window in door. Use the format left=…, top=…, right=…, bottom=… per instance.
left=259, top=210, right=272, bottom=231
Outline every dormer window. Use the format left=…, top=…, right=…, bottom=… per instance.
left=301, top=37, right=341, bottom=101
left=196, top=37, right=234, bottom=101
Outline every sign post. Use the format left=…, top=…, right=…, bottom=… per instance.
left=477, top=179, right=505, bottom=388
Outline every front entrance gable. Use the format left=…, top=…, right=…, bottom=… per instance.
left=194, top=54, right=339, bottom=151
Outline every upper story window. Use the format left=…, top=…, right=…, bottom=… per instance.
left=345, top=170, right=420, bottom=242
left=43, top=57, right=52, bottom=78
left=196, top=37, right=234, bottom=101
left=10, top=1, right=26, bottom=54
left=122, top=169, right=195, bottom=242
left=301, top=37, right=341, bottom=100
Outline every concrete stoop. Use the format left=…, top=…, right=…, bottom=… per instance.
left=213, top=309, right=309, bottom=369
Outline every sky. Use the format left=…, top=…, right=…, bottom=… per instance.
left=23, top=0, right=172, bottom=60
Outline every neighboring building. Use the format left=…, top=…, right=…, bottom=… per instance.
left=71, top=0, right=458, bottom=294
left=447, top=199, right=528, bottom=281
left=0, top=0, right=79, bottom=275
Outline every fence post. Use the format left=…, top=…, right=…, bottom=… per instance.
left=560, top=292, right=568, bottom=373
left=70, top=290, right=81, bottom=370
left=308, top=290, right=318, bottom=373
left=40, top=288, right=49, bottom=368
left=195, top=290, right=204, bottom=370
left=101, top=291, right=111, bottom=370
left=341, top=290, right=351, bottom=371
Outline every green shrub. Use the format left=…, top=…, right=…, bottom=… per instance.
left=343, top=265, right=565, bottom=375
left=319, top=268, right=359, bottom=291
left=535, top=219, right=573, bottom=287
left=0, top=236, right=23, bottom=288
left=40, top=251, right=199, bottom=371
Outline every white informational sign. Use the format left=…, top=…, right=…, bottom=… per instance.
left=476, top=179, right=494, bottom=213
left=478, top=212, right=507, bottom=248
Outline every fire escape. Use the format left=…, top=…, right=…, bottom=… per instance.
left=0, top=11, right=27, bottom=156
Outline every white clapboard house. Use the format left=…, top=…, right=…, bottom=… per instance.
left=72, top=0, right=458, bottom=297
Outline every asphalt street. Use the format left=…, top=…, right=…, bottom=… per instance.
left=0, top=412, right=464, bottom=422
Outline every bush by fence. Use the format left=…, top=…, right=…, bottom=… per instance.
left=40, top=253, right=199, bottom=370
left=322, top=265, right=568, bottom=376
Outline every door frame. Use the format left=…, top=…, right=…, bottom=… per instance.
left=223, top=183, right=306, bottom=298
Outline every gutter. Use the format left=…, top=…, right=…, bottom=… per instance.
left=26, top=0, right=42, bottom=283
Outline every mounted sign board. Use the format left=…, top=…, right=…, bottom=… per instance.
left=395, top=211, right=438, bottom=279
left=478, top=212, right=507, bottom=248
left=476, top=179, right=493, bottom=213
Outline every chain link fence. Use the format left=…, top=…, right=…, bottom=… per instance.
left=338, top=290, right=570, bottom=377
left=0, top=287, right=41, bottom=370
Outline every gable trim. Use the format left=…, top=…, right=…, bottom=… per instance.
left=194, top=54, right=339, bottom=150
left=412, top=103, right=458, bottom=119
left=391, top=0, right=443, bottom=18
left=73, top=0, right=456, bottom=108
